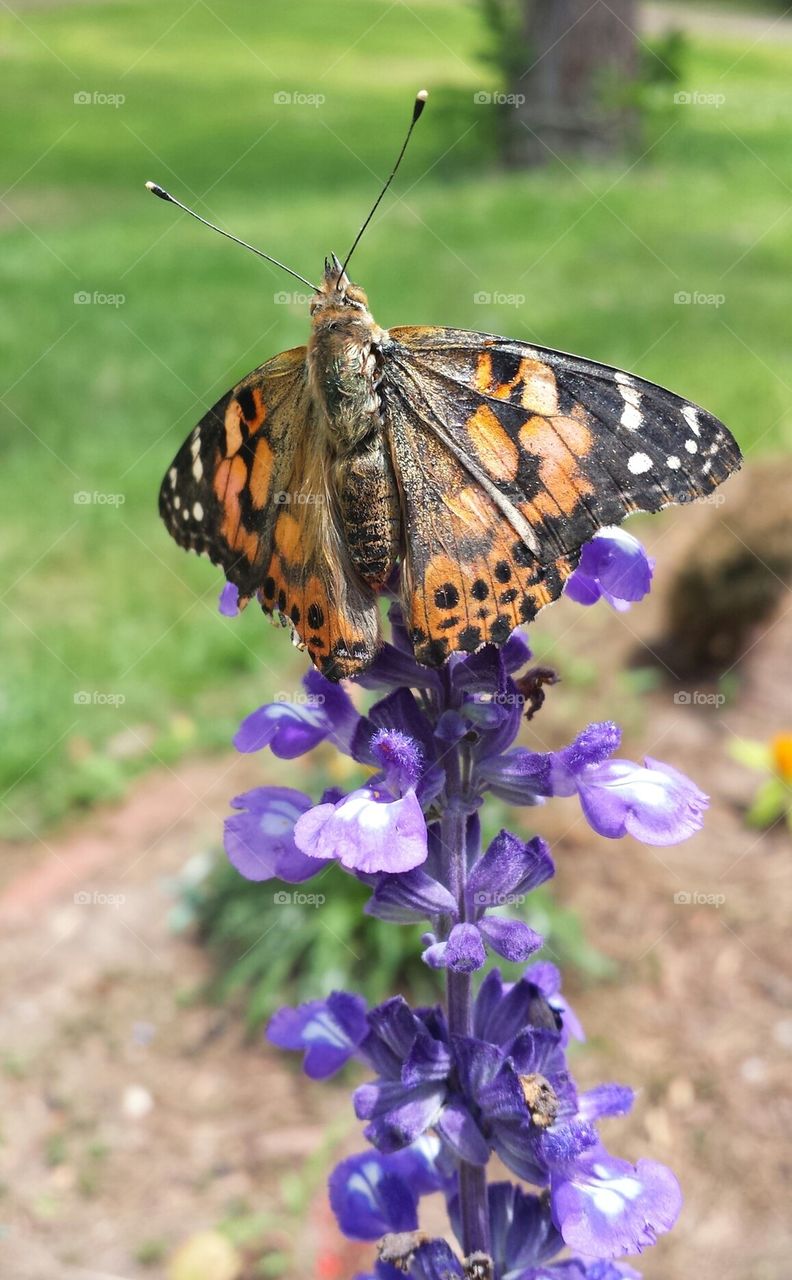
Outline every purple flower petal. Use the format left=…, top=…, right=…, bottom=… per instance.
left=218, top=580, right=240, bottom=616
left=551, top=1147, right=682, bottom=1258
left=267, top=991, right=368, bottom=1079
left=435, top=1100, right=489, bottom=1165
left=577, top=757, right=708, bottom=845
left=579, top=1084, right=635, bottom=1121
left=410, top=1241, right=465, bottom=1279
left=478, top=915, right=543, bottom=962
left=367, top=868, right=458, bottom=924
left=223, top=786, right=322, bottom=882
left=294, top=786, right=428, bottom=873
left=478, top=748, right=553, bottom=806
left=566, top=529, right=653, bottom=612
left=328, top=1150, right=418, bottom=1240
left=444, top=923, right=487, bottom=973
left=468, top=830, right=554, bottom=912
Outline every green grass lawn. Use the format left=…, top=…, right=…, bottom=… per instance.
left=1, top=0, right=791, bottom=837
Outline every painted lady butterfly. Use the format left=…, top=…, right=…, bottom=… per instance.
left=153, top=93, right=741, bottom=681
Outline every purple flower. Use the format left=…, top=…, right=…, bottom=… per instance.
left=218, top=580, right=240, bottom=616
left=449, top=1181, right=562, bottom=1278
left=266, top=991, right=368, bottom=1079
left=224, top=786, right=325, bottom=882
left=421, top=831, right=551, bottom=972
left=551, top=1146, right=682, bottom=1258
left=526, top=962, right=585, bottom=1045
left=551, top=730, right=709, bottom=845
left=329, top=1136, right=447, bottom=1240
left=233, top=669, right=359, bottom=757
left=294, top=729, right=429, bottom=874
left=566, top=529, right=653, bottom=612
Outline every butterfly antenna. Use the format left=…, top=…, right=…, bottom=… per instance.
left=340, top=89, right=428, bottom=277
left=144, top=183, right=319, bottom=291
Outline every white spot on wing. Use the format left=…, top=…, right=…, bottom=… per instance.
left=682, top=405, right=701, bottom=437
left=192, top=457, right=203, bottom=481
left=628, top=452, right=653, bottom=475
left=685, top=439, right=698, bottom=454
left=667, top=455, right=681, bottom=470
left=193, top=501, right=204, bottom=520
left=615, top=371, right=642, bottom=430
left=174, top=495, right=181, bottom=510
left=169, top=467, right=177, bottom=488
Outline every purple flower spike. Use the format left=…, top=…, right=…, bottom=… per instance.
left=233, top=670, right=359, bottom=757
left=224, top=786, right=324, bottom=883
left=566, top=528, right=654, bottom=612
left=218, top=580, right=240, bottom=616
left=551, top=1146, right=682, bottom=1258
left=267, top=990, right=368, bottom=1079
left=294, top=785, right=428, bottom=874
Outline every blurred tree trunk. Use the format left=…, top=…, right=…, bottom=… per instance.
left=502, top=0, right=640, bottom=166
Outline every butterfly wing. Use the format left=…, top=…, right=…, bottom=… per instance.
left=381, top=326, right=741, bottom=664
left=159, top=347, right=380, bottom=678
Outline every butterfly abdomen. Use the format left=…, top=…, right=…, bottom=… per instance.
left=335, top=436, right=400, bottom=590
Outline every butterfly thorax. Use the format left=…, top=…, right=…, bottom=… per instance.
left=306, top=261, right=401, bottom=590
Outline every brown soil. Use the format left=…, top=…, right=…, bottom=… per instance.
left=1, top=489, right=790, bottom=1279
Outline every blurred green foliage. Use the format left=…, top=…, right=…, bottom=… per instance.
left=1, top=1, right=791, bottom=838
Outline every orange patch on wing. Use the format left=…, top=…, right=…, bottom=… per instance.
left=446, top=484, right=494, bottom=530
left=474, top=351, right=494, bottom=393
left=213, top=455, right=259, bottom=561
left=518, top=360, right=558, bottom=416
left=466, top=405, right=519, bottom=482
left=249, top=436, right=275, bottom=509
left=224, top=402, right=245, bottom=457
left=273, top=510, right=302, bottom=561
left=475, top=354, right=558, bottom=415
left=518, top=408, right=595, bottom=519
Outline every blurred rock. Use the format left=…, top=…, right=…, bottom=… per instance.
left=167, top=1231, right=242, bottom=1280
left=649, top=456, right=792, bottom=678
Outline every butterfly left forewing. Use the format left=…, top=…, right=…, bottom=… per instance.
left=386, top=326, right=741, bottom=564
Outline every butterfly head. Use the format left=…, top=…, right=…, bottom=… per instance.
left=310, top=254, right=370, bottom=317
